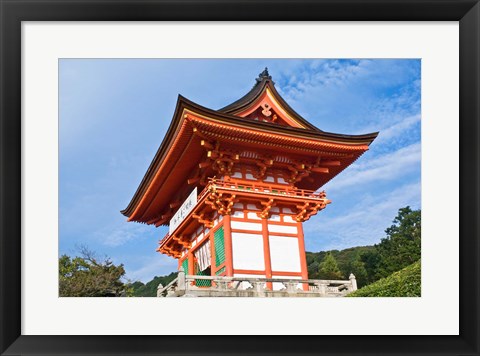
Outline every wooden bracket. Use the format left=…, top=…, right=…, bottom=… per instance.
left=257, top=198, right=275, bottom=219
left=294, top=199, right=331, bottom=222
left=205, top=191, right=237, bottom=215
left=192, top=213, right=214, bottom=228
left=173, top=235, right=192, bottom=249
left=154, top=211, right=174, bottom=227
left=254, top=157, right=274, bottom=179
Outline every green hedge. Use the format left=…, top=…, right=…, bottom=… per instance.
left=347, top=260, right=421, bottom=297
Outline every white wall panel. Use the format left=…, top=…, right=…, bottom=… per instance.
left=247, top=212, right=261, bottom=220
left=268, top=224, right=298, bottom=234
left=232, top=210, right=244, bottom=218
left=269, top=214, right=281, bottom=222
left=231, top=221, right=262, bottom=231
left=269, top=235, right=301, bottom=272
left=232, top=233, right=265, bottom=270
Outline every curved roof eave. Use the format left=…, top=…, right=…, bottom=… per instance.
left=218, top=77, right=321, bottom=132
left=121, top=94, right=379, bottom=219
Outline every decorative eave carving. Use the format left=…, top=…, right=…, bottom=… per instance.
left=257, top=198, right=275, bottom=219
left=294, top=194, right=331, bottom=222
left=192, top=213, right=214, bottom=229
left=204, top=185, right=237, bottom=215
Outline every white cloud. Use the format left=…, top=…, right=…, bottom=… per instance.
left=278, top=60, right=373, bottom=101
left=369, top=114, right=421, bottom=144
left=274, top=60, right=421, bottom=138
left=305, top=180, right=421, bottom=251
left=124, top=254, right=177, bottom=283
left=95, top=223, right=155, bottom=247
left=325, top=142, right=421, bottom=192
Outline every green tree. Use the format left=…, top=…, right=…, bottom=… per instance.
left=377, top=206, right=421, bottom=277
left=361, top=206, right=421, bottom=281
left=360, top=249, right=382, bottom=284
left=128, top=272, right=178, bottom=297
left=346, top=257, right=369, bottom=288
left=318, top=252, right=344, bottom=280
left=307, top=260, right=320, bottom=279
left=59, top=246, right=127, bottom=297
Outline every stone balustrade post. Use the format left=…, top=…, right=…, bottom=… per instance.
left=157, top=283, right=164, bottom=297
left=284, top=281, right=297, bottom=293
left=315, top=282, right=327, bottom=296
left=214, top=279, right=228, bottom=290
left=349, top=273, right=357, bottom=291
left=250, top=281, right=265, bottom=293
left=177, top=267, right=186, bottom=291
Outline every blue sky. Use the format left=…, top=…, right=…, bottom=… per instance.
left=59, top=59, right=421, bottom=283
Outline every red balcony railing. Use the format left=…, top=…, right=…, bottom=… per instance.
left=202, top=178, right=327, bottom=200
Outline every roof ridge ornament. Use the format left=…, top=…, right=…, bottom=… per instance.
left=256, top=67, right=274, bottom=84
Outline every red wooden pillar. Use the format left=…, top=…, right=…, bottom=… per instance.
left=187, top=251, right=195, bottom=276
left=297, top=221, right=309, bottom=291
left=223, top=215, right=234, bottom=276
left=262, top=218, right=273, bottom=290
left=210, top=230, right=216, bottom=276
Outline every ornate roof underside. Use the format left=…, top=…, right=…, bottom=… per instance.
left=121, top=69, right=378, bottom=225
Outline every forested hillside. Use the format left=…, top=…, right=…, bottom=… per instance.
left=308, top=206, right=421, bottom=288
left=129, top=273, right=177, bottom=297
left=347, top=260, right=421, bottom=297
left=306, top=246, right=374, bottom=287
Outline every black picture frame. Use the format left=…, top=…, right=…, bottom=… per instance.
left=1, top=1, right=479, bottom=355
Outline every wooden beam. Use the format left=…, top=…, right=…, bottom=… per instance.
left=201, top=140, right=214, bottom=150
left=311, top=167, right=330, bottom=173
left=207, top=151, right=219, bottom=159
left=321, top=160, right=341, bottom=166
left=198, top=161, right=211, bottom=169
left=169, top=201, right=181, bottom=209
left=161, top=212, right=173, bottom=220
left=187, top=176, right=200, bottom=184
left=154, top=211, right=174, bottom=227
left=146, top=217, right=158, bottom=225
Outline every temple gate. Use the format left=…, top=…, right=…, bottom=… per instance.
left=122, top=68, right=378, bottom=296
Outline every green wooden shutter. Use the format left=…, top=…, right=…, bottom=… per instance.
left=214, top=227, right=226, bottom=268
left=181, top=258, right=188, bottom=273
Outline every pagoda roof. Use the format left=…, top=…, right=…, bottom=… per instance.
left=121, top=70, right=378, bottom=225
left=219, top=68, right=320, bottom=131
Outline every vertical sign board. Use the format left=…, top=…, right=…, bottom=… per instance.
left=169, top=188, right=197, bottom=235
